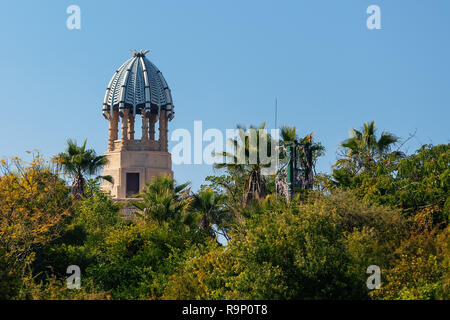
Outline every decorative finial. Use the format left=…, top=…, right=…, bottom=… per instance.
left=130, top=49, right=150, bottom=57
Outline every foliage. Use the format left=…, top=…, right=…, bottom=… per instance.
left=164, top=193, right=405, bottom=299
left=17, top=275, right=111, bottom=300
left=53, top=139, right=109, bottom=197
left=85, top=220, right=208, bottom=299
left=279, top=125, right=325, bottom=172
left=394, top=144, right=450, bottom=223
left=0, top=246, right=22, bottom=299
left=371, top=222, right=449, bottom=300
left=333, top=121, right=403, bottom=180
left=132, top=175, right=192, bottom=228
left=31, top=180, right=121, bottom=281
left=214, top=123, right=275, bottom=205
left=332, top=143, right=450, bottom=224
left=0, top=155, right=71, bottom=269
left=1, top=121, right=448, bottom=300
left=190, top=188, right=234, bottom=240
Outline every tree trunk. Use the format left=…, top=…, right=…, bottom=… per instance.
left=200, top=215, right=215, bottom=238
left=304, top=142, right=314, bottom=189
left=243, top=169, right=267, bottom=205
left=71, top=173, right=85, bottom=198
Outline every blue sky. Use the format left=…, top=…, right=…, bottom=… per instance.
left=1, top=0, right=449, bottom=190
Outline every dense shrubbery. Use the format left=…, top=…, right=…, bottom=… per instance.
left=0, top=125, right=448, bottom=300
left=164, top=192, right=404, bottom=299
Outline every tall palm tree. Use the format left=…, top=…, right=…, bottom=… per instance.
left=215, top=123, right=273, bottom=205
left=280, top=126, right=324, bottom=169
left=191, top=188, right=231, bottom=240
left=334, top=121, right=403, bottom=175
left=132, top=175, right=191, bottom=227
left=278, top=125, right=325, bottom=193
left=53, top=139, right=110, bottom=197
left=280, top=125, right=297, bottom=146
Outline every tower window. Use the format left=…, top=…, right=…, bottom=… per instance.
left=126, top=173, right=140, bottom=197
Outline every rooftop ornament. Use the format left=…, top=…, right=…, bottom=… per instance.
left=130, top=49, right=150, bottom=57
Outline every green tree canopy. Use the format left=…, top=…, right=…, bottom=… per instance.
left=53, top=139, right=110, bottom=197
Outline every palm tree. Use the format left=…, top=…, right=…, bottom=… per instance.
left=280, top=125, right=297, bottom=145
left=280, top=125, right=324, bottom=170
left=191, top=188, right=231, bottom=240
left=215, top=123, right=273, bottom=205
left=279, top=125, right=325, bottom=189
left=132, top=175, right=191, bottom=227
left=334, top=121, right=403, bottom=175
left=53, top=139, right=110, bottom=197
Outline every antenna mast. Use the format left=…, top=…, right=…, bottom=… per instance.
left=275, top=97, right=278, bottom=130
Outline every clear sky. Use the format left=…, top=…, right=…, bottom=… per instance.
left=1, top=0, right=449, bottom=190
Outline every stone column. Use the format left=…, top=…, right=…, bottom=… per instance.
left=149, top=113, right=157, bottom=141
left=141, top=112, right=149, bottom=142
left=128, top=113, right=135, bottom=140
left=159, top=109, right=168, bottom=152
left=107, top=113, right=114, bottom=152
left=108, top=110, right=119, bottom=151
left=112, top=110, right=119, bottom=141
left=121, top=109, right=129, bottom=147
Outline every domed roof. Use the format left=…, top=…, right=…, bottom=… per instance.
left=102, top=50, right=174, bottom=120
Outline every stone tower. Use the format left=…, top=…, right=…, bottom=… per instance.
left=101, top=50, right=174, bottom=199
